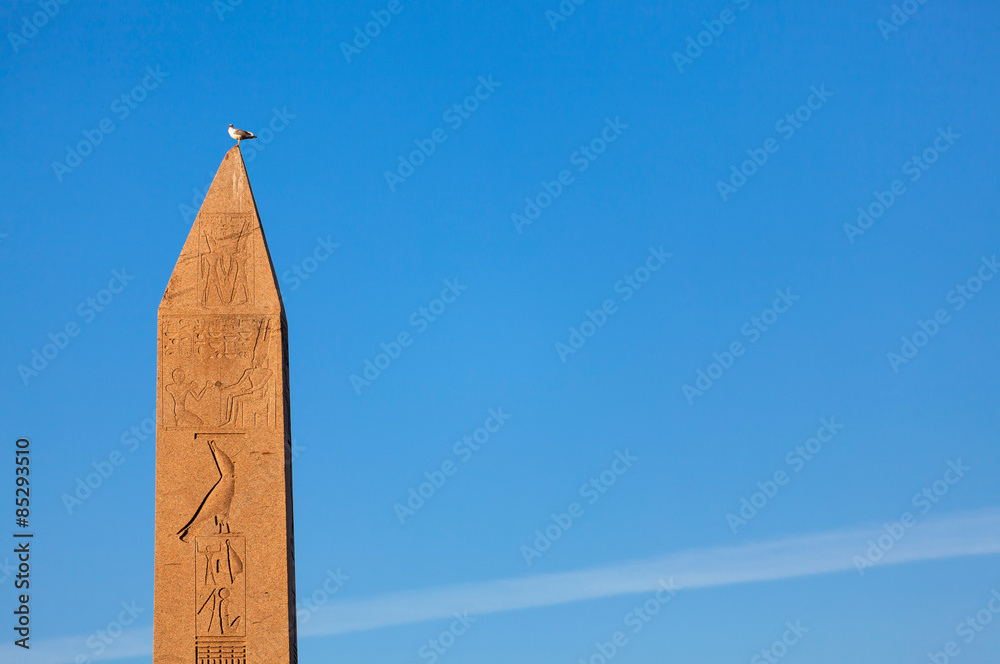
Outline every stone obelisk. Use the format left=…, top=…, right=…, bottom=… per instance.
left=155, top=146, right=297, bottom=664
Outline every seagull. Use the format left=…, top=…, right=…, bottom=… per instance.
left=228, top=124, right=257, bottom=145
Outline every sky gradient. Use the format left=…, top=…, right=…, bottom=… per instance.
left=1, top=1, right=999, bottom=663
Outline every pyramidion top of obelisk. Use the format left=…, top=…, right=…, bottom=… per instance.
left=160, top=146, right=283, bottom=315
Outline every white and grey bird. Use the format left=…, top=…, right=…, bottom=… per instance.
left=227, top=124, right=257, bottom=145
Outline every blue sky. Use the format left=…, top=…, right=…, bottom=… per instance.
left=1, top=0, right=1000, bottom=662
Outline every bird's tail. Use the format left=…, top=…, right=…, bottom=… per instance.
left=246, top=134, right=257, bottom=140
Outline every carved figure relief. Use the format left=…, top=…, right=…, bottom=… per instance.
left=165, top=368, right=210, bottom=426
left=161, top=317, right=278, bottom=429
left=199, top=215, right=254, bottom=307
left=223, top=319, right=274, bottom=427
left=178, top=440, right=237, bottom=542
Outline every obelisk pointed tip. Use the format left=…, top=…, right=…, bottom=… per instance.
left=159, top=143, right=282, bottom=314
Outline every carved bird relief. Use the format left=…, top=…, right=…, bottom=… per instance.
left=178, top=440, right=236, bottom=542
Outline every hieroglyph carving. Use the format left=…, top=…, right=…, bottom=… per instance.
left=199, top=215, right=255, bottom=307
left=161, top=317, right=277, bottom=429
left=195, top=535, right=246, bottom=664
left=195, top=536, right=245, bottom=635
left=178, top=440, right=237, bottom=542
left=185, top=436, right=247, bottom=663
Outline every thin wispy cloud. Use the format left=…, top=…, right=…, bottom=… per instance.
left=301, top=507, right=1000, bottom=636
left=1, top=627, right=154, bottom=664
left=8, top=509, right=1000, bottom=664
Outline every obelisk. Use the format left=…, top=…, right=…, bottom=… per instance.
left=155, top=146, right=297, bottom=664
